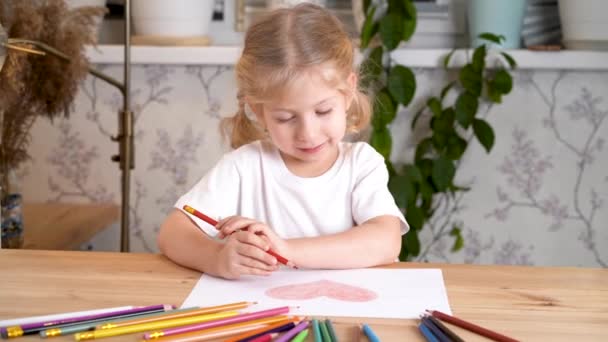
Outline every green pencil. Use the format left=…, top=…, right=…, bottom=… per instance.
left=325, top=318, right=339, bottom=341
left=291, top=329, right=309, bottom=342
left=319, top=319, right=332, bottom=342
left=312, top=319, right=322, bottom=342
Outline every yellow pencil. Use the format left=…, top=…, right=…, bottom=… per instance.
left=74, top=311, right=239, bottom=341
left=144, top=316, right=296, bottom=342
left=98, top=302, right=256, bottom=330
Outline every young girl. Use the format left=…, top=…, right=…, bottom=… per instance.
left=158, top=4, right=408, bottom=280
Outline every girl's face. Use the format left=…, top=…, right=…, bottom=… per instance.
left=252, top=68, right=356, bottom=177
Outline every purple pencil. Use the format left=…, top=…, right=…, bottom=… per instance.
left=143, top=306, right=291, bottom=340
left=273, top=320, right=309, bottom=342
left=9, top=304, right=172, bottom=331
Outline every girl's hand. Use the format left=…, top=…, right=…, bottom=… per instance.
left=216, top=216, right=291, bottom=268
left=215, top=228, right=279, bottom=279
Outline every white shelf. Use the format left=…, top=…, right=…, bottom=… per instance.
left=87, top=45, right=608, bottom=70
left=391, top=49, right=608, bottom=70
left=86, top=45, right=242, bottom=66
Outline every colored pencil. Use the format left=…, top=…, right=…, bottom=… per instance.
left=325, top=318, right=339, bottom=342
left=143, top=306, right=290, bottom=339
left=312, top=319, right=322, bottom=342
left=74, top=310, right=238, bottom=341
left=425, top=315, right=464, bottom=342
left=182, top=205, right=297, bottom=269
left=274, top=320, right=309, bottom=342
left=291, top=329, right=309, bottom=342
left=418, top=322, right=439, bottom=342
left=246, top=332, right=279, bottom=342
left=362, top=324, right=380, bottom=342
left=224, top=318, right=299, bottom=342
left=39, top=308, right=199, bottom=338
left=143, top=316, right=294, bottom=342
left=420, top=316, right=451, bottom=342
left=3, top=305, right=172, bottom=338
left=0, top=306, right=133, bottom=331
left=428, top=310, right=520, bottom=342
left=237, top=321, right=296, bottom=342
left=319, top=320, right=332, bottom=342
left=102, top=302, right=253, bottom=330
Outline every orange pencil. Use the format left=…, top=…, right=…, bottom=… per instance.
left=183, top=205, right=297, bottom=269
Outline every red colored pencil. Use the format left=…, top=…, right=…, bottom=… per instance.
left=427, top=310, right=520, bottom=342
left=183, top=205, right=297, bottom=269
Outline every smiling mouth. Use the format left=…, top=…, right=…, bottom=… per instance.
left=298, top=143, right=325, bottom=154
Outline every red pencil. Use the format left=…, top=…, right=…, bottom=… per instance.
left=183, top=205, right=297, bottom=269
left=427, top=310, right=520, bottom=342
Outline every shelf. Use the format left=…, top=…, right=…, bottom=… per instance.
left=87, top=45, right=608, bottom=70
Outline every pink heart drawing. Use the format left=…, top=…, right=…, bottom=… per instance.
left=265, top=279, right=377, bottom=302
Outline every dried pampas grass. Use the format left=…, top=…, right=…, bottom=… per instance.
left=0, top=0, right=106, bottom=195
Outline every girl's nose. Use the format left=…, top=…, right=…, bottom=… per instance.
left=296, top=116, right=317, bottom=142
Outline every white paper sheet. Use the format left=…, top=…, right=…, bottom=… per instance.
left=181, top=268, right=451, bottom=319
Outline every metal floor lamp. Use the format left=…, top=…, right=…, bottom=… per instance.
left=0, top=0, right=134, bottom=252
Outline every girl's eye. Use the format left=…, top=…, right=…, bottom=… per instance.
left=276, top=117, right=294, bottom=123
left=316, top=109, right=332, bottom=115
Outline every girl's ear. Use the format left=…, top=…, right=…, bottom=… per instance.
left=246, top=99, right=265, bottom=127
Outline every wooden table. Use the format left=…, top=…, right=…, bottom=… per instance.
left=0, top=250, right=607, bottom=341
left=22, top=202, right=119, bottom=250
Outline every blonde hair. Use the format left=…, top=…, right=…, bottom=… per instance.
left=221, top=3, right=372, bottom=149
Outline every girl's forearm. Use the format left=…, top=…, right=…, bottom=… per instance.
left=157, top=210, right=222, bottom=276
left=288, top=216, right=402, bottom=269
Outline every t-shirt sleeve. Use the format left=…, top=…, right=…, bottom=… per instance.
left=174, top=154, right=240, bottom=237
left=351, top=144, right=409, bottom=235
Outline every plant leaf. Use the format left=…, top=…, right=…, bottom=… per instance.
left=415, top=138, right=433, bottom=161
left=501, top=52, right=517, bottom=69
left=411, top=106, right=425, bottom=130
left=478, top=32, right=505, bottom=44
left=406, top=202, right=425, bottom=231
left=472, top=44, right=486, bottom=72
left=431, top=157, right=455, bottom=192
left=404, top=229, right=421, bottom=256
left=492, top=69, right=513, bottom=94
left=388, top=175, right=414, bottom=209
left=440, top=81, right=455, bottom=101
left=363, top=0, right=371, bottom=14
left=360, top=6, right=377, bottom=49
left=364, top=46, right=383, bottom=76
left=446, top=134, right=467, bottom=160
left=455, top=91, right=478, bottom=128
left=379, top=12, right=405, bottom=50
left=403, top=164, right=423, bottom=183
left=388, top=65, right=416, bottom=106
left=459, top=64, right=482, bottom=97
left=449, top=226, right=464, bottom=252
left=427, top=97, right=442, bottom=117
left=370, top=127, right=393, bottom=158
left=443, top=50, right=455, bottom=69
left=402, top=1, right=417, bottom=41
left=473, top=118, right=495, bottom=153
left=372, top=90, right=396, bottom=127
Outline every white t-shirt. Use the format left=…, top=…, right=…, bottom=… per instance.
left=175, top=140, right=408, bottom=238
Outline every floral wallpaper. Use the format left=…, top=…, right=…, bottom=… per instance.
left=19, top=64, right=607, bottom=268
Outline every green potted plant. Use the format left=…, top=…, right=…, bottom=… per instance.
left=359, top=0, right=516, bottom=260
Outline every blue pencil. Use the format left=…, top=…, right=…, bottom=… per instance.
left=419, top=322, right=440, bottom=342
left=421, top=316, right=452, bottom=342
left=362, top=324, right=380, bottom=342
